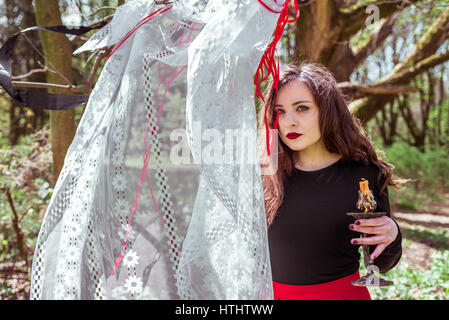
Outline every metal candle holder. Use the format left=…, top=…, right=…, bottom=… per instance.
left=346, top=179, right=393, bottom=287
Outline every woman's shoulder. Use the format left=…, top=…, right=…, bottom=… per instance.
left=340, top=158, right=382, bottom=181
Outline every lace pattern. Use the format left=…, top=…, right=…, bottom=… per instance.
left=31, top=0, right=285, bottom=300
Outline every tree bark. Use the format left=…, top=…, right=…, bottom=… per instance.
left=33, top=0, right=76, bottom=184
left=5, top=0, right=48, bottom=144
left=20, top=0, right=49, bottom=133
left=293, top=0, right=419, bottom=82
left=350, top=6, right=449, bottom=124
left=2, top=187, right=27, bottom=264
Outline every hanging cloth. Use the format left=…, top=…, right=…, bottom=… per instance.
left=30, top=0, right=299, bottom=300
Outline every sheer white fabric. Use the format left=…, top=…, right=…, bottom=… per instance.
left=30, top=0, right=284, bottom=299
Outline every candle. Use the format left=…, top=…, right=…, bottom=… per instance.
left=359, top=178, right=369, bottom=194
left=357, top=178, right=376, bottom=213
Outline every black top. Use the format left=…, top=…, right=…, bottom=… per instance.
left=268, top=158, right=402, bottom=285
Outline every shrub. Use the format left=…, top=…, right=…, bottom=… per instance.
left=383, top=141, right=449, bottom=208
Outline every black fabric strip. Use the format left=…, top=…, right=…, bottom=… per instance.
left=0, top=21, right=108, bottom=110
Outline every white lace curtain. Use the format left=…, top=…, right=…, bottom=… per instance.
left=30, top=0, right=286, bottom=299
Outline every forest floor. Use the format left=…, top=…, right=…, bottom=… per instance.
left=2, top=191, right=449, bottom=300
left=392, top=189, right=449, bottom=271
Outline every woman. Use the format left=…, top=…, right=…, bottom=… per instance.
left=259, top=62, right=405, bottom=300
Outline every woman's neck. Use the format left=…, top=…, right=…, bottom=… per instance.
left=294, top=141, right=341, bottom=171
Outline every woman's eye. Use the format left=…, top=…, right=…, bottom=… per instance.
left=275, top=106, right=308, bottom=115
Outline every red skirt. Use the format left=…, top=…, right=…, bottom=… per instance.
left=273, top=270, right=371, bottom=300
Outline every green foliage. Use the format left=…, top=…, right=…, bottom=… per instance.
left=428, top=99, right=449, bottom=146
left=0, top=126, right=52, bottom=264
left=0, top=98, right=10, bottom=147
left=358, top=231, right=449, bottom=300
left=401, top=224, right=449, bottom=250
left=357, top=134, right=449, bottom=300
left=382, top=141, right=449, bottom=209
left=368, top=248, right=449, bottom=300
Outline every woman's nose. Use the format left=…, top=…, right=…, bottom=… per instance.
left=285, top=111, right=296, bottom=125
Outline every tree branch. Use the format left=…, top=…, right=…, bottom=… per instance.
left=353, top=14, right=398, bottom=66
left=11, top=69, right=48, bottom=81
left=87, top=7, right=116, bottom=18
left=68, top=15, right=113, bottom=46
left=392, top=6, right=449, bottom=73
left=350, top=7, right=449, bottom=123
left=349, top=49, right=449, bottom=121
left=87, top=49, right=110, bottom=88
left=19, top=29, right=72, bottom=86
left=338, top=81, right=417, bottom=98
left=382, top=50, right=449, bottom=85
left=339, top=0, right=412, bottom=16
left=397, top=94, right=419, bottom=142
left=1, top=187, right=27, bottom=264
left=12, top=81, right=91, bottom=94
left=10, top=47, right=112, bottom=95
left=339, top=0, right=419, bottom=39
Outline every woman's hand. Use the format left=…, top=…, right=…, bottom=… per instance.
left=349, top=216, right=398, bottom=260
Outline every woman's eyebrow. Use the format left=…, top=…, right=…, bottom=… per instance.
left=275, top=100, right=311, bottom=107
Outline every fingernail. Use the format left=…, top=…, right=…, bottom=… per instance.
left=355, top=221, right=360, bottom=225
left=349, top=224, right=354, bottom=230
left=352, top=240, right=358, bottom=244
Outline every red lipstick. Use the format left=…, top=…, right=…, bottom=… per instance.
left=286, top=132, right=302, bottom=140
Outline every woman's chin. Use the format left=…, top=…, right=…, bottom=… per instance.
left=285, top=143, right=306, bottom=152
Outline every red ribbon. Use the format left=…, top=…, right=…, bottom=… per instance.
left=106, top=5, right=174, bottom=61
left=254, top=0, right=300, bottom=156
left=105, top=0, right=299, bottom=296
left=108, top=1, right=299, bottom=157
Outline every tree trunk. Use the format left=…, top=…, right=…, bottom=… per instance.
left=34, top=0, right=76, bottom=184
left=293, top=0, right=417, bottom=82
left=21, top=0, right=49, bottom=133
left=5, top=0, right=44, bottom=144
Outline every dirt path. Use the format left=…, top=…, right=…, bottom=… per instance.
left=392, top=190, right=449, bottom=271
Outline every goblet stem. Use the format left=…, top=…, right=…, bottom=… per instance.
left=361, top=233, right=374, bottom=272
left=346, top=212, right=394, bottom=287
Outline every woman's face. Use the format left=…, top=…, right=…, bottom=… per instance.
left=275, top=80, right=322, bottom=153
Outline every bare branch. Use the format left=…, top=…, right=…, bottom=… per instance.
left=154, top=0, right=174, bottom=4
left=83, top=49, right=102, bottom=83
left=19, top=28, right=72, bottom=86
left=87, top=6, right=116, bottom=18
left=338, top=81, right=417, bottom=99
left=392, top=6, right=449, bottom=73
left=350, top=7, right=449, bottom=123
left=383, top=50, right=449, bottom=85
left=11, top=69, right=48, bottom=80
left=87, top=49, right=110, bottom=88
left=1, top=187, right=27, bottom=263
left=353, top=14, right=398, bottom=66
left=12, top=81, right=91, bottom=94
left=340, top=0, right=411, bottom=15
left=19, top=205, right=34, bottom=223
left=339, top=0, right=419, bottom=39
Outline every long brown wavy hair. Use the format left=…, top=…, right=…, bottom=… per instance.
left=258, top=61, right=407, bottom=228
